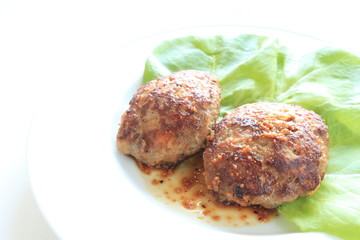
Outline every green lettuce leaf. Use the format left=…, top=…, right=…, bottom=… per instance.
left=142, top=34, right=360, bottom=240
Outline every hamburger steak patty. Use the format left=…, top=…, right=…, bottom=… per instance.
left=203, top=102, right=329, bottom=209
left=117, top=70, right=221, bottom=168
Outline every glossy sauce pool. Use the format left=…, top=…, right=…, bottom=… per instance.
left=136, top=152, right=278, bottom=227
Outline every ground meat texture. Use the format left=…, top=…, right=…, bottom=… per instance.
left=203, top=102, right=329, bottom=209
left=117, top=70, right=221, bottom=168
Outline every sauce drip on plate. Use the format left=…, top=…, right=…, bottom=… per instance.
left=136, top=152, right=278, bottom=227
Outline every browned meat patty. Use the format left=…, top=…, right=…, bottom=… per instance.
left=203, top=102, right=329, bottom=209
left=117, top=70, right=221, bottom=168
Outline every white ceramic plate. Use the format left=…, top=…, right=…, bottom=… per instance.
left=27, top=26, right=339, bottom=240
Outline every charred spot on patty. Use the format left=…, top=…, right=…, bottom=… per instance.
left=235, top=185, right=244, bottom=198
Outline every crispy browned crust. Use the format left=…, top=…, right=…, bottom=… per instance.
left=203, top=102, right=329, bottom=209
left=117, top=70, right=221, bottom=168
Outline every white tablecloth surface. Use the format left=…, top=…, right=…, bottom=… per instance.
left=1, top=0, right=359, bottom=239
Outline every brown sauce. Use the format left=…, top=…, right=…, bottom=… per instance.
left=136, top=152, right=278, bottom=227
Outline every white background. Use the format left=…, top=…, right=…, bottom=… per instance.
left=1, top=0, right=359, bottom=239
